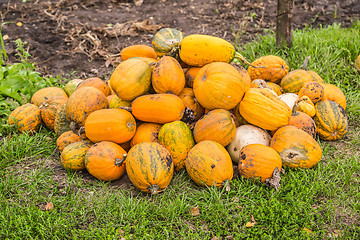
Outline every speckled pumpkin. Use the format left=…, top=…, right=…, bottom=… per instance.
left=130, top=123, right=162, bottom=147
left=40, top=96, right=68, bottom=130
left=54, top=103, right=72, bottom=137
left=280, top=69, right=314, bottom=94
left=193, top=109, right=236, bottom=147
left=64, top=79, right=83, bottom=96
left=193, top=62, right=250, bottom=110
left=31, top=87, right=68, bottom=107
left=109, top=95, right=132, bottom=110
left=126, top=142, right=174, bottom=194
left=85, top=141, right=127, bottom=181
left=178, top=88, right=205, bottom=123
left=76, top=77, right=111, bottom=96
left=238, top=144, right=282, bottom=182
left=313, top=100, right=348, bottom=141
left=293, top=95, right=316, bottom=117
left=247, top=55, right=289, bottom=83
left=84, top=109, right=136, bottom=144
left=298, top=82, right=324, bottom=104
left=185, top=140, right=233, bottom=188
left=120, top=44, right=157, bottom=61
left=8, top=103, right=42, bottom=133
left=56, top=130, right=82, bottom=152
left=60, top=140, right=93, bottom=171
left=288, top=111, right=317, bottom=138
left=266, top=82, right=283, bottom=96
left=158, top=120, right=195, bottom=171
left=152, top=28, right=184, bottom=58
left=270, top=125, right=322, bottom=168
left=321, top=83, right=347, bottom=110
left=185, top=67, right=201, bottom=88
left=308, top=70, right=324, bottom=84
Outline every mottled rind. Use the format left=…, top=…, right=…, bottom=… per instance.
left=8, top=103, right=42, bottom=133
left=56, top=131, right=82, bottom=152
left=152, top=28, right=184, bottom=57
left=247, top=55, right=289, bottom=83
left=40, top=96, right=68, bottom=130
left=130, top=123, right=162, bottom=147
left=54, top=103, right=72, bottom=137
left=280, top=69, right=314, bottom=94
left=31, top=87, right=68, bottom=107
left=61, top=140, right=93, bottom=171
left=76, top=77, right=111, bottom=96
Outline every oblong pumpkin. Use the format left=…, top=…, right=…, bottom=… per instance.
left=247, top=55, right=289, bottom=83
left=120, top=44, right=157, bottom=61
left=185, top=140, right=233, bottom=188
left=8, top=103, right=42, bottom=133
left=31, top=87, right=68, bottom=107
left=313, top=100, right=348, bottom=141
left=60, top=140, right=93, bottom=171
left=193, top=109, right=236, bottom=147
left=76, top=77, right=111, bottom=97
left=321, top=83, right=347, bottom=110
left=270, top=125, right=322, bottom=168
left=158, top=120, right=195, bottom=171
left=56, top=130, right=82, bottom=152
left=131, top=94, right=185, bottom=124
left=130, top=123, right=162, bottom=147
left=84, top=109, right=136, bottom=144
left=193, top=62, right=250, bottom=110
left=85, top=141, right=127, bottom=181
left=280, top=69, right=314, bottom=94
left=239, top=88, right=292, bottom=131
left=239, top=144, right=282, bottom=182
left=126, top=142, right=174, bottom=194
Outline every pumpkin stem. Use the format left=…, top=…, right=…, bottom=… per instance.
left=233, top=52, right=262, bottom=69
left=70, top=121, right=78, bottom=133
left=302, top=55, right=311, bottom=70
left=119, top=106, right=132, bottom=112
left=115, top=153, right=127, bottom=167
left=148, top=185, right=160, bottom=195
left=78, top=126, right=86, bottom=139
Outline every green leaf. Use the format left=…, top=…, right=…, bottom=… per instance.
left=0, top=86, right=23, bottom=103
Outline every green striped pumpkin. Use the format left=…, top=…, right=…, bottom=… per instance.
left=152, top=28, right=184, bottom=58
left=280, top=69, right=314, bottom=94
left=313, top=100, right=348, bottom=141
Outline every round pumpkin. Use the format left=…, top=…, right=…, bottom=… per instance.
left=120, top=44, right=157, bottom=61
left=56, top=130, right=82, bottom=152
left=8, top=103, right=42, bottom=134
left=60, top=140, right=93, bottom=171
left=238, top=144, right=282, bottom=182
left=185, top=67, right=201, bottom=88
left=298, top=82, right=324, bottom=104
left=280, top=69, right=314, bottom=94
left=40, top=96, right=68, bottom=130
left=193, top=62, right=250, bottom=110
left=84, top=109, right=136, bottom=144
left=31, top=87, right=68, bottom=107
left=247, top=55, right=289, bottom=83
left=126, top=142, right=174, bottom=194
left=130, top=123, right=162, bottom=147
left=321, top=83, right=347, bottom=110
left=270, top=125, right=322, bottom=168
left=76, top=77, right=111, bottom=96
left=152, top=28, right=184, bottom=58
left=185, top=140, right=233, bottom=188
left=85, top=141, right=127, bottom=181
left=288, top=111, right=317, bottom=138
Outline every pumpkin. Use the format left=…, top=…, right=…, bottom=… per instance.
left=39, top=96, right=68, bottom=130
left=278, top=93, right=299, bottom=110
left=109, top=58, right=152, bottom=101
left=238, top=144, right=282, bottom=182
left=76, top=77, right=111, bottom=96
left=130, top=123, right=162, bottom=147
left=280, top=69, right=314, bottom=94
left=126, top=142, right=174, bottom=194
left=266, top=82, right=283, bottom=96
left=313, top=100, right=348, bottom=141
left=8, top=103, right=42, bottom=133
left=129, top=57, right=158, bottom=67
left=227, top=125, right=271, bottom=163
left=54, top=103, right=72, bottom=137
left=56, top=130, right=82, bottom=152
left=109, top=95, right=132, bottom=110
left=152, top=28, right=184, bottom=58
left=308, top=70, right=324, bottom=84
left=293, top=95, right=316, bottom=117
left=131, top=94, right=185, bottom=124
left=31, top=87, right=68, bottom=107
left=85, top=141, right=127, bottom=181
left=247, top=55, right=289, bottom=83
left=270, top=125, right=322, bottom=168
left=231, top=103, right=249, bottom=126
left=288, top=111, right=317, bottom=138
left=185, top=140, right=233, bottom=188
left=193, top=109, right=236, bottom=147
left=158, top=120, right=195, bottom=171
left=321, top=83, right=347, bottom=110
left=64, top=79, right=83, bottom=96
left=120, top=44, right=157, bottom=61
left=60, top=140, right=93, bottom=171
left=65, top=87, right=109, bottom=126
left=193, top=62, right=250, bottom=110
left=298, top=82, right=324, bottom=104
left=178, top=88, right=205, bottom=123
left=185, top=67, right=201, bottom=88
left=355, top=54, right=360, bottom=71
left=85, top=109, right=136, bottom=144
left=239, top=88, right=292, bottom=131
left=151, top=56, right=185, bottom=95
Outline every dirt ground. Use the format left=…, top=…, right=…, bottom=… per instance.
left=1, top=0, right=359, bottom=79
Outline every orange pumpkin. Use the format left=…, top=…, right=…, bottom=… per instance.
left=308, top=70, right=324, bottom=84
left=120, top=44, right=157, bottom=61
left=178, top=88, right=205, bottom=123
left=54, top=103, right=71, bottom=137
left=238, top=144, right=282, bottom=182
left=298, top=82, right=324, bottom=104
left=280, top=69, right=314, bottom=94
left=355, top=54, right=360, bottom=71
left=288, top=111, right=317, bottom=138
left=8, top=103, right=42, bottom=133
left=130, top=123, right=162, bottom=147
left=85, top=141, right=127, bottom=181
left=84, top=109, right=136, bottom=144
left=321, top=83, right=347, bottom=110
left=60, top=140, right=93, bottom=171
left=185, top=67, right=201, bottom=88
left=31, top=87, right=68, bottom=107
left=247, top=55, right=289, bottom=83
left=56, top=130, right=82, bottom=152
left=293, top=95, right=316, bottom=117
left=76, top=77, right=111, bottom=96
left=40, top=96, right=68, bottom=130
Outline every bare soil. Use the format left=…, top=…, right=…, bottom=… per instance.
left=1, top=0, right=359, bottom=79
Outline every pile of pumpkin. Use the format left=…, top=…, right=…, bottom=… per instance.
left=9, top=28, right=351, bottom=194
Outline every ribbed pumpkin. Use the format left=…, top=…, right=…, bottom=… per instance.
left=109, top=95, right=132, bottom=110
left=130, top=123, right=162, bottom=147
left=76, top=77, right=111, bottom=96
left=193, top=62, right=250, bottom=110
left=65, top=87, right=109, bottom=126
left=39, top=96, right=68, bottom=130
left=151, top=56, right=185, bottom=95
left=270, top=125, right=322, bottom=168
left=321, top=83, right=347, bottom=110
left=178, top=88, right=205, bottom=123
left=109, top=58, right=152, bottom=101
left=280, top=69, right=314, bottom=94
left=120, top=44, right=157, bottom=61
left=60, top=140, right=93, bottom=171
left=64, top=79, right=83, bottom=96
left=85, top=141, right=127, bottom=181
left=298, top=82, right=324, bottom=104
left=54, top=103, right=72, bottom=137
left=185, top=67, right=201, bottom=88
left=56, top=130, right=82, bottom=152
left=266, top=82, right=283, bottom=96
left=8, top=103, right=42, bottom=133
left=158, top=121, right=195, bottom=171
left=238, top=144, right=282, bottom=182
left=288, top=111, right=317, bottom=138
left=152, top=28, right=184, bottom=58
left=247, top=55, right=289, bottom=83
left=293, top=95, right=316, bottom=117
left=131, top=94, right=185, bottom=124
left=185, top=140, right=233, bottom=188
left=126, top=142, right=174, bottom=194
left=239, top=88, right=292, bottom=131
left=193, top=109, right=236, bottom=147
left=84, top=109, right=136, bottom=144
left=313, top=100, right=348, bottom=141
left=31, top=87, right=68, bottom=107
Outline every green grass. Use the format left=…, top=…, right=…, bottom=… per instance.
left=1, top=22, right=360, bottom=239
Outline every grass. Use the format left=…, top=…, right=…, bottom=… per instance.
left=1, top=22, right=360, bottom=239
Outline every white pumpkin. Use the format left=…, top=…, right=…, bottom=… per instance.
left=278, top=93, right=299, bottom=110
left=226, top=125, right=271, bottom=163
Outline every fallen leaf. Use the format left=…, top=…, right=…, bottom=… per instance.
left=190, top=206, right=200, bottom=216
left=16, top=22, right=23, bottom=27
left=245, top=222, right=255, bottom=228
left=303, top=228, right=312, bottom=234
left=45, top=202, right=54, bottom=211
